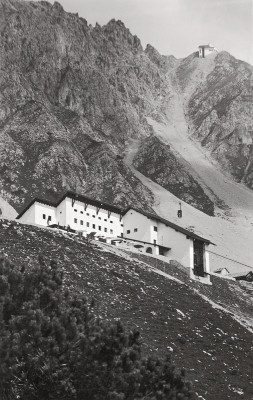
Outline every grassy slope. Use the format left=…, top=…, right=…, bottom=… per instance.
left=0, top=219, right=253, bottom=400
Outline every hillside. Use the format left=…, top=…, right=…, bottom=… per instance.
left=1, top=219, right=253, bottom=400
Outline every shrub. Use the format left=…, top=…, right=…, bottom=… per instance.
left=0, top=255, right=192, bottom=400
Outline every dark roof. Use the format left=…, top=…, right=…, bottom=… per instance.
left=123, top=207, right=214, bottom=244
left=56, top=191, right=123, bottom=214
left=16, top=198, right=56, bottom=219
left=17, top=193, right=214, bottom=245
left=229, top=271, right=253, bottom=279
left=198, top=44, right=215, bottom=48
left=17, top=191, right=123, bottom=220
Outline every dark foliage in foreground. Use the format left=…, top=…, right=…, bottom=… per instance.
left=0, top=255, right=192, bottom=399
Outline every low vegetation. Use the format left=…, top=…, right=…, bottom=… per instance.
left=0, top=220, right=253, bottom=399
left=0, top=255, right=191, bottom=400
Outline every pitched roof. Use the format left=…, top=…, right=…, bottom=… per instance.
left=198, top=44, right=215, bottom=49
left=16, top=198, right=56, bottom=219
left=214, top=267, right=229, bottom=273
left=123, top=207, right=214, bottom=244
left=229, top=270, right=253, bottom=278
left=17, top=193, right=214, bottom=245
left=16, top=191, right=123, bottom=220
left=55, top=191, right=123, bottom=214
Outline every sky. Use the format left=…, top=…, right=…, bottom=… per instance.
left=46, top=0, right=253, bottom=65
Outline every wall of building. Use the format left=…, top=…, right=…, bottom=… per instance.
left=123, top=210, right=155, bottom=243
left=18, top=203, right=36, bottom=224
left=56, top=199, right=67, bottom=227
left=34, top=203, right=57, bottom=226
left=199, top=46, right=217, bottom=58
left=62, top=197, right=123, bottom=238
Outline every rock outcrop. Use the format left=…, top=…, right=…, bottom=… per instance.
left=0, top=0, right=252, bottom=215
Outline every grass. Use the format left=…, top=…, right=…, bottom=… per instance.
left=0, top=219, right=253, bottom=400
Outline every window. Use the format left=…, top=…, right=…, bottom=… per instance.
left=104, top=228, right=107, bottom=232
left=121, top=224, right=123, bottom=227
left=127, top=230, right=130, bottom=234
left=80, top=220, right=83, bottom=225
left=121, top=232, right=123, bottom=237
left=74, top=218, right=77, bottom=223
left=92, top=224, right=95, bottom=229
left=104, top=219, right=107, bottom=222
left=98, top=217, right=101, bottom=220
left=43, top=214, right=46, bottom=219
left=153, top=240, right=156, bottom=244
left=86, top=213, right=89, bottom=216
left=110, top=221, right=113, bottom=223
left=47, top=216, right=51, bottom=221
left=80, top=211, right=83, bottom=214
left=98, top=226, right=101, bottom=231
left=134, top=228, right=138, bottom=232
left=74, top=209, right=77, bottom=212
left=87, top=222, right=90, bottom=227
left=154, top=226, right=157, bottom=232
left=92, top=215, right=95, bottom=218
left=110, top=229, right=113, bottom=234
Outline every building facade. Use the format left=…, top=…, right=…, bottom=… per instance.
left=123, top=208, right=211, bottom=283
left=17, top=193, right=212, bottom=283
left=17, top=192, right=124, bottom=239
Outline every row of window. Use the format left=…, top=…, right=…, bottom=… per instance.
left=74, top=218, right=113, bottom=234
left=127, top=228, right=138, bottom=234
left=73, top=209, right=114, bottom=222
left=126, top=226, right=157, bottom=235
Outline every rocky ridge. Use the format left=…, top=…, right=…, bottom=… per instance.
left=0, top=0, right=253, bottom=217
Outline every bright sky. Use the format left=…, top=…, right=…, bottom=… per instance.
left=47, top=0, right=253, bottom=64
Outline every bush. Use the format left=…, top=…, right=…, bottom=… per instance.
left=0, top=255, right=192, bottom=400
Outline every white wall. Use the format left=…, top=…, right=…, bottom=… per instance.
left=18, top=203, right=36, bottom=224
left=60, top=197, right=123, bottom=238
left=199, top=46, right=217, bottom=58
left=19, top=202, right=56, bottom=227
left=123, top=210, right=154, bottom=243
left=34, top=203, right=57, bottom=226
left=123, top=209, right=212, bottom=272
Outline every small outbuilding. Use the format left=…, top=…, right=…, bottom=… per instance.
left=230, top=271, right=253, bottom=282
left=198, top=44, right=218, bottom=58
left=214, top=267, right=230, bottom=276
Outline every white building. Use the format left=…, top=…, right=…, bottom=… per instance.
left=123, top=207, right=212, bottom=284
left=17, top=193, right=213, bottom=283
left=16, top=191, right=124, bottom=239
left=198, top=44, right=218, bottom=58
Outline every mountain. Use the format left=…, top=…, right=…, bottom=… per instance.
left=1, top=0, right=252, bottom=217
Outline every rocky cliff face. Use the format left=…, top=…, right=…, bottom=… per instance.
left=0, top=0, right=253, bottom=215
left=185, top=52, right=253, bottom=187
left=133, top=136, right=215, bottom=215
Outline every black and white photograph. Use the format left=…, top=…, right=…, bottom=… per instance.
left=0, top=0, right=253, bottom=398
